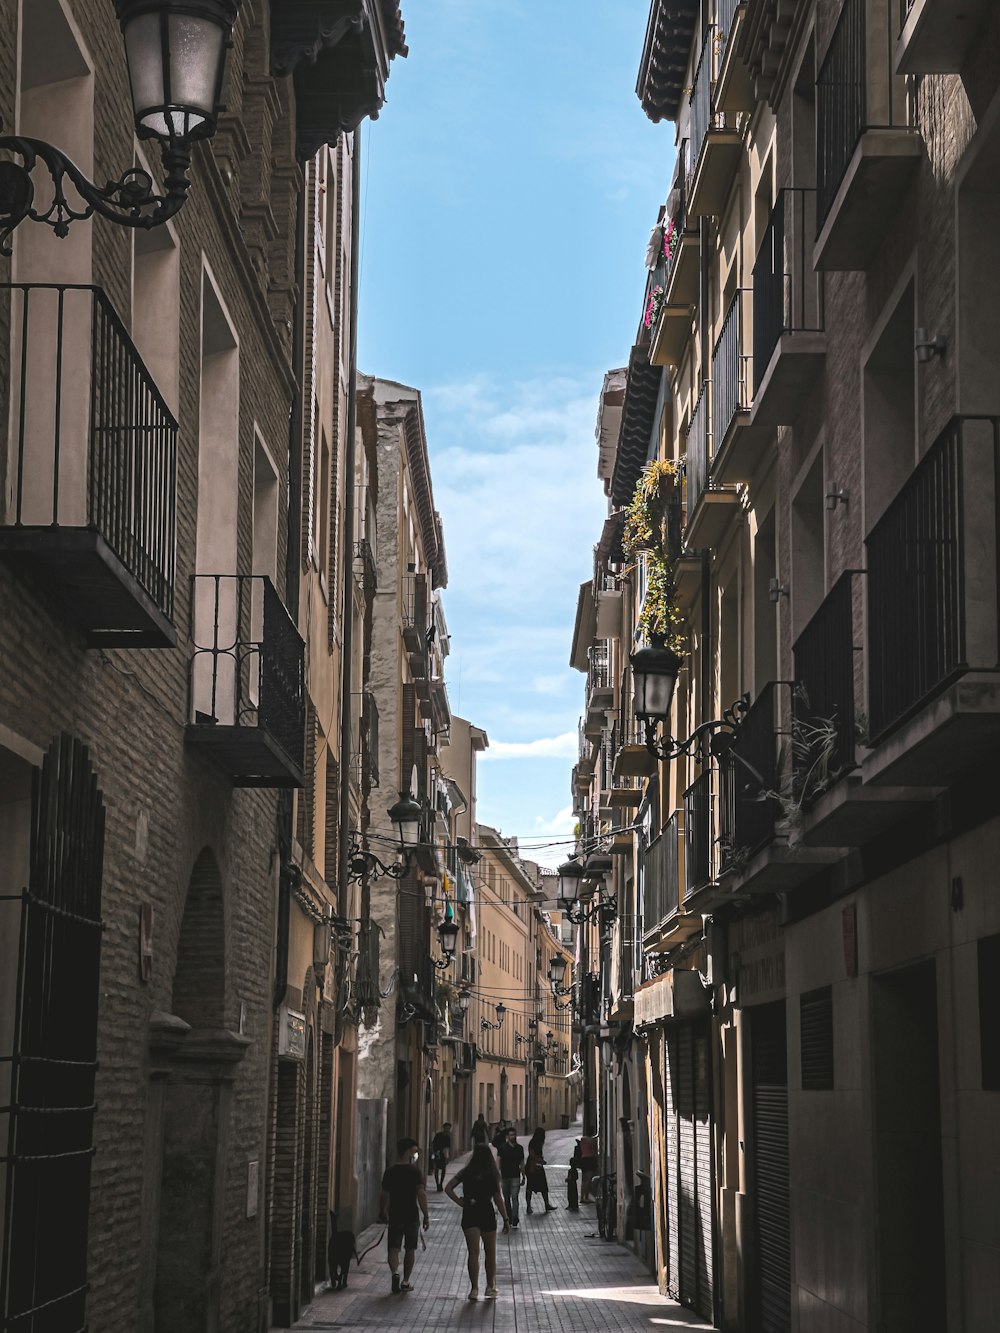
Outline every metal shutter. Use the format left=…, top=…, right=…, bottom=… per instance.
left=800, top=986, right=834, bottom=1090
left=693, top=1026, right=714, bottom=1322
left=752, top=1001, right=791, bottom=1333
left=665, top=1027, right=680, bottom=1299
left=678, top=1025, right=697, bottom=1307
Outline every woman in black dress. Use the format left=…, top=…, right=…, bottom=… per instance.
left=445, top=1144, right=510, bottom=1300
left=524, top=1127, right=556, bottom=1213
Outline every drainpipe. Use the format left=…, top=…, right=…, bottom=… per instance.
left=337, top=126, right=363, bottom=922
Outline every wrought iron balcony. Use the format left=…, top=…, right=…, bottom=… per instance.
left=793, top=574, right=859, bottom=793
left=815, top=0, right=921, bottom=270
left=684, top=383, right=740, bottom=549
left=865, top=417, right=1000, bottom=784
left=688, top=28, right=743, bottom=218
left=751, top=189, right=826, bottom=431
left=714, top=0, right=753, bottom=113
left=402, top=571, right=429, bottom=677
left=641, top=811, right=683, bottom=938
left=684, top=767, right=717, bottom=898
left=719, top=682, right=784, bottom=871
left=895, top=0, right=992, bottom=75
left=711, top=288, right=770, bottom=484
left=0, top=283, right=177, bottom=646
left=351, top=690, right=380, bottom=790
left=663, top=158, right=699, bottom=306
left=584, top=645, right=614, bottom=737
left=186, top=574, right=305, bottom=787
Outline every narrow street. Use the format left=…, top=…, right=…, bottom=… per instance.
left=274, top=1124, right=711, bottom=1333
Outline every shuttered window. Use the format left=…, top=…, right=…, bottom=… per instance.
left=800, top=986, right=834, bottom=1090
left=978, top=934, right=1000, bottom=1090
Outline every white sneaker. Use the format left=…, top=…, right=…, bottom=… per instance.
left=485, top=1286, right=498, bottom=1299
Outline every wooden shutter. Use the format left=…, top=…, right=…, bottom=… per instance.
left=400, top=683, right=416, bottom=792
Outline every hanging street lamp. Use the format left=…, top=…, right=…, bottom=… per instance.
left=0, top=0, right=240, bottom=254
left=630, top=636, right=749, bottom=763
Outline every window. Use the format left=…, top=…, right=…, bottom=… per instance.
left=978, top=934, right=1000, bottom=1091
left=800, top=986, right=834, bottom=1090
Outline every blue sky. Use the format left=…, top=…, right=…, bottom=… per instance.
left=358, top=1, right=673, bottom=864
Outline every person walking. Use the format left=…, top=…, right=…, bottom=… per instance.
left=579, top=1132, right=598, bottom=1203
left=445, top=1143, right=510, bottom=1300
left=471, top=1112, right=489, bottom=1145
left=524, top=1127, right=556, bottom=1213
left=496, top=1125, right=525, bottom=1228
left=430, top=1121, right=452, bottom=1191
left=378, top=1138, right=430, bottom=1294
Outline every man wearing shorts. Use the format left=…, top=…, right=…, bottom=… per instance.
left=378, top=1138, right=430, bottom=1293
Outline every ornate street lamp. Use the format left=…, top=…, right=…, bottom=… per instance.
left=557, top=858, right=585, bottom=916
left=480, top=1002, right=506, bottom=1032
left=457, top=986, right=472, bottom=1014
left=0, top=0, right=239, bottom=254
left=432, top=916, right=459, bottom=970
left=630, top=636, right=749, bottom=762
left=347, top=792, right=424, bottom=884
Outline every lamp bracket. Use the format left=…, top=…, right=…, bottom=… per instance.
left=0, top=134, right=192, bottom=255
left=643, top=692, right=751, bottom=764
left=346, top=831, right=411, bottom=885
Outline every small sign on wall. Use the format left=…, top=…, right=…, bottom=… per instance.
left=278, top=1005, right=306, bottom=1060
left=246, top=1160, right=259, bottom=1218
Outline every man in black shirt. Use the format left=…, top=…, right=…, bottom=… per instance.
left=378, top=1138, right=430, bottom=1293
left=430, top=1122, right=452, bottom=1191
left=496, top=1126, right=526, bottom=1228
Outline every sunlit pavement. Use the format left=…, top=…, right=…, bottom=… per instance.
left=273, top=1122, right=713, bottom=1332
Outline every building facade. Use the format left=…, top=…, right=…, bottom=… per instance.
left=574, top=2, right=1000, bottom=1330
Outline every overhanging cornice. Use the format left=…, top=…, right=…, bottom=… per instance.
left=611, top=346, right=662, bottom=507
left=636, top=0, right=700, bottom=124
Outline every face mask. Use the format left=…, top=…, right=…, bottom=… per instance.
left=412, top=1152, right=419, bottom=1163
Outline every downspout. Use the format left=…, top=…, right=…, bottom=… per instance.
left=274, top=170, right=308, bottom=1010
left=337, top=126, right=363, bottom=921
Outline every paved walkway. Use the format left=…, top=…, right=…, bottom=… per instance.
left=274, top=1122, right=712, bottom=1333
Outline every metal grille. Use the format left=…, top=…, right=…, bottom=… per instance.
left=867, top=417, right=1000, bottom=740
left=716, top=0, right=741, bottom=45
left=793, top=572, right=858, bottom=791
left=1, top=734, right=105, bottom=1332
left=800, top=987, right=834, bottom=1090
left=685, top=384, right=710, bottom=522
left=752, top=189, right=824, bottom=393
left=1, top=282, right=177, bottom=621
left=684, top=767, right=716, bottom=895
left=642, top=812, right=681, bottom=933
left=351, top=691, right=380, bottom=789
left=712, top=289, right=751, bottom=449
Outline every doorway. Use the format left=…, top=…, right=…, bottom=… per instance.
left=872, top=961, right=946, bottom=1331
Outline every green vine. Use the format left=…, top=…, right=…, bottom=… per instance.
left=622, top=460, right=686, bottom=654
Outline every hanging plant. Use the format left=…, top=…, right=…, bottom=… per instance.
left=663, top=216, right=677, bottom=265
left=643, top=283, right=664, bottom=331
left=622, top=460, right=685, bottom=655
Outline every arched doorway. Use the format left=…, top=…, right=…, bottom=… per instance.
left=150, top=848, right=247, bottom=1333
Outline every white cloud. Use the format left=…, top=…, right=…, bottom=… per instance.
left=532, top=804, right=576, bottom=836
left=532, top=672, right=571, bottom=697
left=481, top=732, right=577, bottom=761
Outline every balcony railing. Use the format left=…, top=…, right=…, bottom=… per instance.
left=402, top=571, right=428, bottom=641
left=643, top=812, right=681, bottom=933
left=720, top=682, right=783, bottom=867
left=793, top=572, right=860, bottom=791
left=588, top=644, right=611, bottom=693
left=817, top=0, right=909, bottom=225
left=753, top=189, right=825, bottom=394
left=717, top=0, right=741, bottom=42
left=867, top=417, right=1000, bottom=742
left=685, top=384, right=710, bottom=519
left=684, top=767, right=717, bottom=895
left=187, top=574, right=305, bottom=787
left=352, top=690, right=380, bottom=788
left=712, top=289, right=752, bottom=448
left=0, top=283, right=177, bottom=645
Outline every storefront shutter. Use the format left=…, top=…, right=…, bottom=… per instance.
left=752, top=1001, right=791, bottom=1333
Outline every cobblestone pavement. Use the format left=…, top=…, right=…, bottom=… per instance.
left=274, top=1122, right=713, bottom=1333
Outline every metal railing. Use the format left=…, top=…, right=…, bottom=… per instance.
left=720, top=682, right=782, bottom=867
left=793, top=572, right=859, bottom=789
left=1, top=282, right=177, bottom=621
left=817, top=0, right=910, bottom=225
left=643, top=811, right=681, bottom=931
left=353, top=538, right=376, bottom=592
left=685, top=384, right=710, bottom=520
left=712, top=289, right=752, bottom=447
left=664, top=157, right=696, bottom=290
left=189, top=574, right=305, bottom=769
left=352, top=690, right=380, bottom=788
left=403, top=571, right=428, bottom=636
left=716, top=0, right=742, bottom=47
left=867, top=417, right=1000, bottom=741
left=753, top=189, right=825, bottom=393
left=684, top=767, right=716, bottom=894
left=588, top=643, right=611, bottom=693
